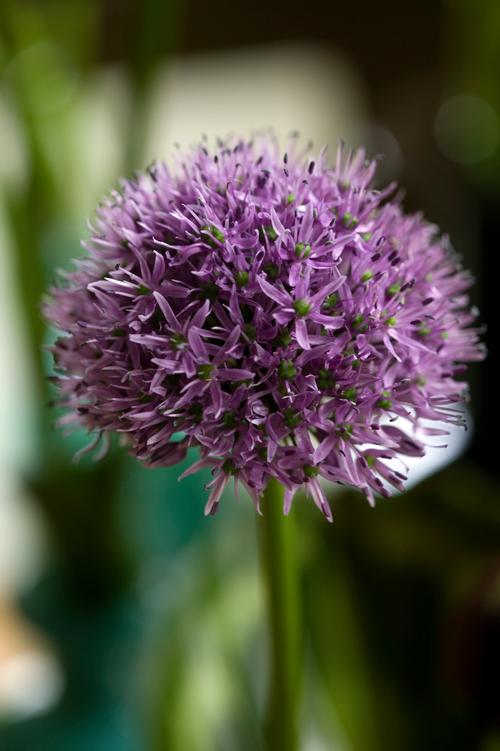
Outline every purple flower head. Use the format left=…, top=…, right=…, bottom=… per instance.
left=44, top=134, right=484, bottom=520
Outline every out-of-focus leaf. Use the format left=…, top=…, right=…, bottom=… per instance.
left=138, top=502, right=264, bottom=751
left=303, top=523, right=385, bottom=751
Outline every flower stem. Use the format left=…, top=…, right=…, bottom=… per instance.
left=258, top=478, right=301, bottom=751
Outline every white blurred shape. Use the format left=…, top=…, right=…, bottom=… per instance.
left=400, top=414, right=470, bottom=489
left=0, top=650, right=63, bottom=721
left=0, top=66, right=60, bottom=726
left=305, top=735, right=345, bottom=751
left=144, top=42, right=366, bottom=161
left=0, top=200, right=37, bottom=472
left=435, top=94, right=499, bottom=165
left=356, top=412, right=471, bottom=495
left=0, top=474, right=47, bottom=597
left=0, top=197, right=46, bottom=598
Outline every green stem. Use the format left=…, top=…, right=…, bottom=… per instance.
left=258, top=478, right=301, bottom=751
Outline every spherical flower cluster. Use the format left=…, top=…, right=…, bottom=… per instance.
left=45, top=135, right=484, bottom=519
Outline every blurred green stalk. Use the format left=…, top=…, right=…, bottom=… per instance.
left=258, top=479, right=301, bottom=751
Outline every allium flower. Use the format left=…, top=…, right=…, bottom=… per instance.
left=45, top=135, right=484, bottom=519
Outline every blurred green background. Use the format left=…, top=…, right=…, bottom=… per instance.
left=0, top=1, right=499, bottom=749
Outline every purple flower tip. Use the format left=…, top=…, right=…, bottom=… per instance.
left=44, top=134, right=484, bottom=519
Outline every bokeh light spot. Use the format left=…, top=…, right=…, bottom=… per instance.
left=435, top=94, right=499, bottom=165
